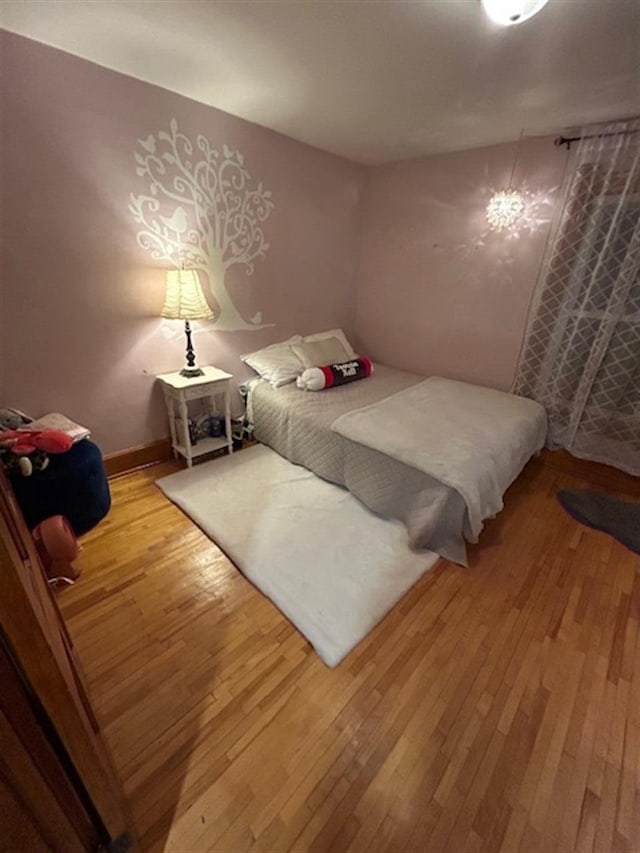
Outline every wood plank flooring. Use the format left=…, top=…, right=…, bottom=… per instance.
left=57, top=455, right=640, bottom=852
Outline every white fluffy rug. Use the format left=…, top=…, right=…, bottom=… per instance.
left=157, top=445, right=438, bottom=667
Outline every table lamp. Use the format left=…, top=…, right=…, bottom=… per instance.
left=161, top=270, right=214, bottom=377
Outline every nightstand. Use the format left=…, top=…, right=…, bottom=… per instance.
left=156, top=367, right=233, bottom=467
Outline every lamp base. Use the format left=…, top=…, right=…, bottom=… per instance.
left=180, top=366, right=205, bottom=378
left=180, top=319, right=204, bottom=378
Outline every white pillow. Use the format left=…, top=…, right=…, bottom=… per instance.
left=291, top=336, right=350, bottom=369
left=241, top=335, right=304, bottom=388
left=303, top=328, right=357, bottom=360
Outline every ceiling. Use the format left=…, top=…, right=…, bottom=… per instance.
left=1, top=0, right=638, bottom=164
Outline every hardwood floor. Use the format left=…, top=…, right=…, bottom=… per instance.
left=57, top=455, right=640, bottom=853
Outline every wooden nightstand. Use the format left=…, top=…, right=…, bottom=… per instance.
left=156, top=367, right=233, bottom=467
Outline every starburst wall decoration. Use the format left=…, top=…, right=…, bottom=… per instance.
left=486, top=187, right=526, bottom=233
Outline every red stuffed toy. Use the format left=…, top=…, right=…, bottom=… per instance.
left=0, top=429, right=73, bottom=476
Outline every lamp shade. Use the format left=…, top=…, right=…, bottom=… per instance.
left=161, top=270, right=214, bottom=321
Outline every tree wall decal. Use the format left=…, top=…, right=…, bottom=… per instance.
left=129, top=118, right=275, bottom=331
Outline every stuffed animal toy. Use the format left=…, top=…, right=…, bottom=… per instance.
left=0, top=429, right=73, bottom=476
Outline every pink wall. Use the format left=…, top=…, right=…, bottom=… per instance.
left=353, top=138, right=568, bottom=390
left=1, top=32, right=571, bottom=457
left=0, top=32, right=364, bottom=454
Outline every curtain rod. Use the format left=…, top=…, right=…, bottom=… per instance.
left=554, top=128, right=640, bottom=150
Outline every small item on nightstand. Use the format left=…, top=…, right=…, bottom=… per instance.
left=208, top=415, right=224, bottom=438
left=175, top=415, right=199, bottom=446
left=193, top=413, right=223, bottom=439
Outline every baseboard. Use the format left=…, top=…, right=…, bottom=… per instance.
left=540, top=449, right=639, bottom=498
left=103, top=439, right=172, bottom=479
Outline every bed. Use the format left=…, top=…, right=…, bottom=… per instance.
left=244, top=364, right=547, bottom=565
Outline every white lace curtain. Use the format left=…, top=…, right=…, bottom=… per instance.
left=514, top=118, right=640, bottom=476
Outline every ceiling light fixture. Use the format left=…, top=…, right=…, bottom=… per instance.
left=486, top=129, right=526, bottom=233
left=481, top=0, right=550, bottom=26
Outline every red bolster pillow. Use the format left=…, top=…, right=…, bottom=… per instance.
left=296, top=357, right=373, bottom=391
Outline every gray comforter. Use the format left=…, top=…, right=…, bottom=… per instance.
left=247, top=365, right=470, bottom=564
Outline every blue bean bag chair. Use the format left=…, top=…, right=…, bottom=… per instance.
left=11, top=439, right=110, bottom=535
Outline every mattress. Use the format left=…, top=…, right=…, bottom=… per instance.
left=247, top=365, right=470, bottom=564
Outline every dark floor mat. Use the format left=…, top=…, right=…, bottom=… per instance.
left=557, top=489, right=640, bottom=555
